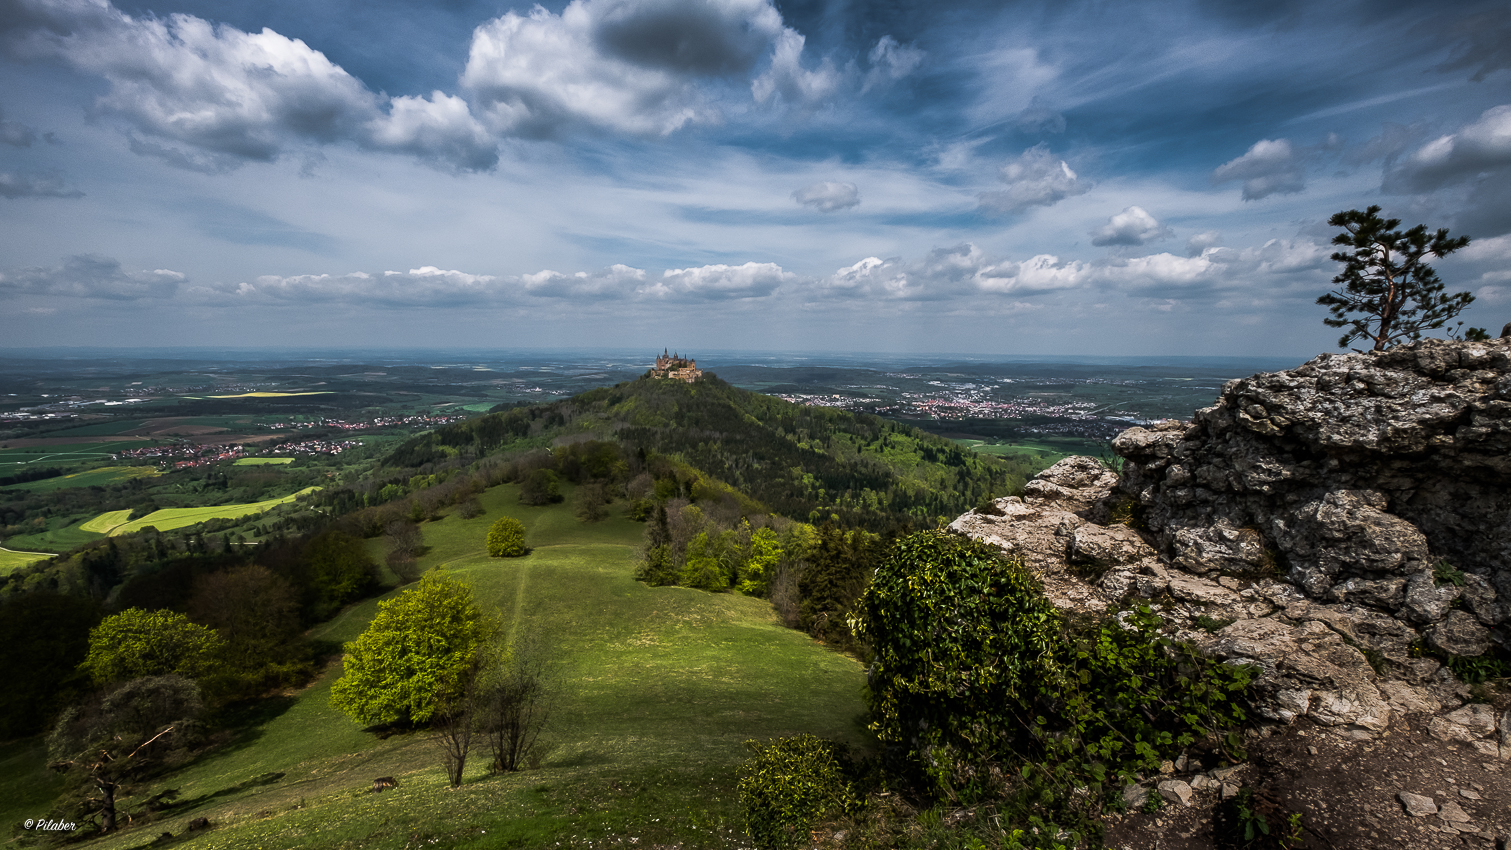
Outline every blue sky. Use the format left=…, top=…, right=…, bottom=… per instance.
left=1, top=0, right=1509, bottom=356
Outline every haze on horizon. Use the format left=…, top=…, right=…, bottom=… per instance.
left=1, top=0, right=1508, bottom=358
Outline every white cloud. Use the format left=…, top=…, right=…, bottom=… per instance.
left=818, top=244, right=1089, bottom=300
left=1090, top=206, right=1172, bottom=247
left=751, top=28, right=840, bottom=108
left=979, top=144, right=1091, bottom=212
left=0, top=170, right=82, bottom=198
left=1212, top=138, right=1305, bottom=200
left=792, top=180, right=859, bottom=212
left=862, top=35, right=924, bottom=93
left=1014, top=96, right=1065, bottom=134
left=646, top=261, right=793, bottom=299
left=1186, top=230, right=1222, bottom=257
left=6, top=0, right=496, bottom=170
left=0, top=255, right=182, bottom=299
left=1385, top=104, right=1511, bottom=193
left=231, top=266, right=506, bottom=306
left=521, top=264, right=646, bottom=298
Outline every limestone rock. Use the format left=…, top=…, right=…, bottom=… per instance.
left=1378, top=680, right=1440, bottom=716
left=1437, top=800, right=1473, bottom=825
left=1398, top=792, right=1437, bottom=817
left=1169, top=522, right=1266, bottom=574
left=1427, top=610, right=1493, bottom=657
left=1121, top=782, right=1149, bottom=810
left=1444, top=703, right=1498, bottom=737
left=1403, top=572, right=1462, bottom=625
left=1209, top=618, right=1390, bottom=731
left=1156, top=779, right=1192, bottom=806
left=1460, top=573, right=1508, bottom=626
left=1069, top=523, right=1154, bottom=567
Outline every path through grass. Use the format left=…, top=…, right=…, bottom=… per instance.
left=58, top=483, right=867, bottom=849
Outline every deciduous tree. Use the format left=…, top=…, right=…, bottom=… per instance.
left=79, top=608, right=225, bottom=687
left=1317, top=206, right=1484, bottom=350
left=486, top=516, right=527, bottom=557
left=329, top=574, right=493, bottom=726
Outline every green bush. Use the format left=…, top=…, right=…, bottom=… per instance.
left=738, top=735, right=857, bottom=850
left=849, top=531, right=1254, bottom=841
left=487, top=516, right=527, bottom=557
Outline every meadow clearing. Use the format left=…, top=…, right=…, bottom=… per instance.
left=5, top=482, right=869, bottom=849
left=233, top=457, right=295, bottom=465
left=0, top=545, right=53, bottom=574
left=953, top=435, right=1104, bottom=466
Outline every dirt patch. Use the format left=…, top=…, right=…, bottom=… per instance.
left=1103, top=718, right=1510, bottom=849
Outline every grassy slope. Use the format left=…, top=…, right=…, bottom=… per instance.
left=10, top=466, right=161, bottom=493
left=50, top=482, right=865, bottom=849
left=0, top=546, right=53, bottom=573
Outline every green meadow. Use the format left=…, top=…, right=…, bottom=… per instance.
left=233, top=457, right=295, bottom=465
left=0, top=441, right=157, bottom=468
left=0, top=546, right=53, bottom=573
left=22, top=483, right=868, bottom=849
left=954, top=435, right=1105, bottom=467
left=82, top=487, right=322, bottom=536
left=6, top=465, right=161, bottom=493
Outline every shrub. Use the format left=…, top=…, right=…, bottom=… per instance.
left=487, top=516, right=527, bottom=558
left=519, top=468, right=562, bottom=506
left=80, top=609, right=226, bottom=687
left=738, top=735, right=857, bottom=850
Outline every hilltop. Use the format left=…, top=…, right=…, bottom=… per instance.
left=383, top=371, right=1037, bottom=531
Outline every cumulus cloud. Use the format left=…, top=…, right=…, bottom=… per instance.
left=0, top=170, right=82, bottom=198
left=0, top=255, right=182, bottom=299
left=6, top=0, right=496, bottom=170
left=1384, top=104, right=1511, bottom=193
left=1090, top=206, right=1172, bottom=247
left=792, top=180, right=859, bottom=212
left=1211, top=138, right=1306, bottom=200
left=521, top=263, right=646, bottom=298
left=230, top=266, right=506, bottom=307
left=861, top=35, right=923, bottom=93
left=819, top=244, right=1088, bottom=301
left=592, top=0, right=784, bottom=75
left=751, top=28, right=840, bottom=108
left=645, top=261, right=794, bottom=299
left=979, top=144, right=1091, bottom=213
left=1186, top=230, right=1222, bottom=257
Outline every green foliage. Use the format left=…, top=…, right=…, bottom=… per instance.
left=850, top=532, right=1254, bottom=838
left=301, top=529, right=379, bottom=620
left=1432, top=559, right=1467, bottom=587
left=487, top=516, right=528, bottom=557
left=847, top=531, right=1067, bottom=793
left=329, top=574, right=494, bottom=727
left=738, top=735, right=858, bottom=850
left=738, top=526, right=782, bottom=596
left=79, top=607, right=226, bottom=686
left=1222, top=787, right=1306, bottom=849
left=519, top=468, right=563, bottom=506
left=1317, top=205, right=1476, bottom=350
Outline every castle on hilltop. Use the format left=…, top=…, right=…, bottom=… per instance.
left=651, top=349, right=702, bottom=383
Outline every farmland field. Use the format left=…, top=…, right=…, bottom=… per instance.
left=234, top=457, right=295, bottom=465
left=28, top=483, right=868, bottom=850
left=0, top=546, right=53, bottom=573
left=955, top=435, right=1106, bottom=466
left=0, top=440, right=158, bottom=467
left=5, top=465, right=161, bottom=492
left=78, top=487, right=322, bottom=536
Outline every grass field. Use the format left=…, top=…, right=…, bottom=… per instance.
left=20, top=483, right=868, bottom=849
left=82, top=487, right=322, bottom=536
left=6, top=465, right=161, bottom=492
left=0, top=546, right=53, bottom=573
left=0, top=440, right=158, bottom=468
left=955, top=435, right=1106, bottom=467
left=234, top=457, right=295, bottom=465
left=206, top=391, right=333, bottom=398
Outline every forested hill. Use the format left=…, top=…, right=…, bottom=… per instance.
left=384, top=373, right=1036, bottom=530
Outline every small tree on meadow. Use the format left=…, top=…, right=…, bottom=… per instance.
left=487, top=516, right=527, bottom=557
left=329, top=574, right=494, bottom=727
left=1317, top=206, right=1485, bottom=350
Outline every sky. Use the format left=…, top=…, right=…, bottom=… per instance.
left=1, top=0, right=1510, bottom=357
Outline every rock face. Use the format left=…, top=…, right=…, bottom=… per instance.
left=1112, top=338, right=1511, bottom=649
left=947, top=339, right=1511, bottom=745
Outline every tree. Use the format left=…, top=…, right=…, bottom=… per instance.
left=477, top=634, right=555, bottom=773
left=188, top=565, right=300, bottom=673
left=486, top=516, right=527, bottom=557
left=48, top=675, right=204, bottom=833
left=518, top=468, right=562, bottom=506
left=329, top=574, right=493, bottom=727
left=1317, top=206, right=1483, bottom=350
left=301, top=529, right=379, bottom=620
left=79, top=608, right=225, bottom=687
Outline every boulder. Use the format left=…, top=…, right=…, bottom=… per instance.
left=1426, top=610, right=1493, bottom=657
left=1208, top=618, right=1390, bottom=731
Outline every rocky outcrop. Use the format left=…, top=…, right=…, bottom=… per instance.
left=1112, top=338, right=1510, bottom=654
left=948, top=340, right=1511, bottom=751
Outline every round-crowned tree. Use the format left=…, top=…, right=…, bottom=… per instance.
left=329, top=574, right=493, bottom=726
left=80, top=608, right=226, bottom=686
left=487, top=516, right=527, bottom=557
